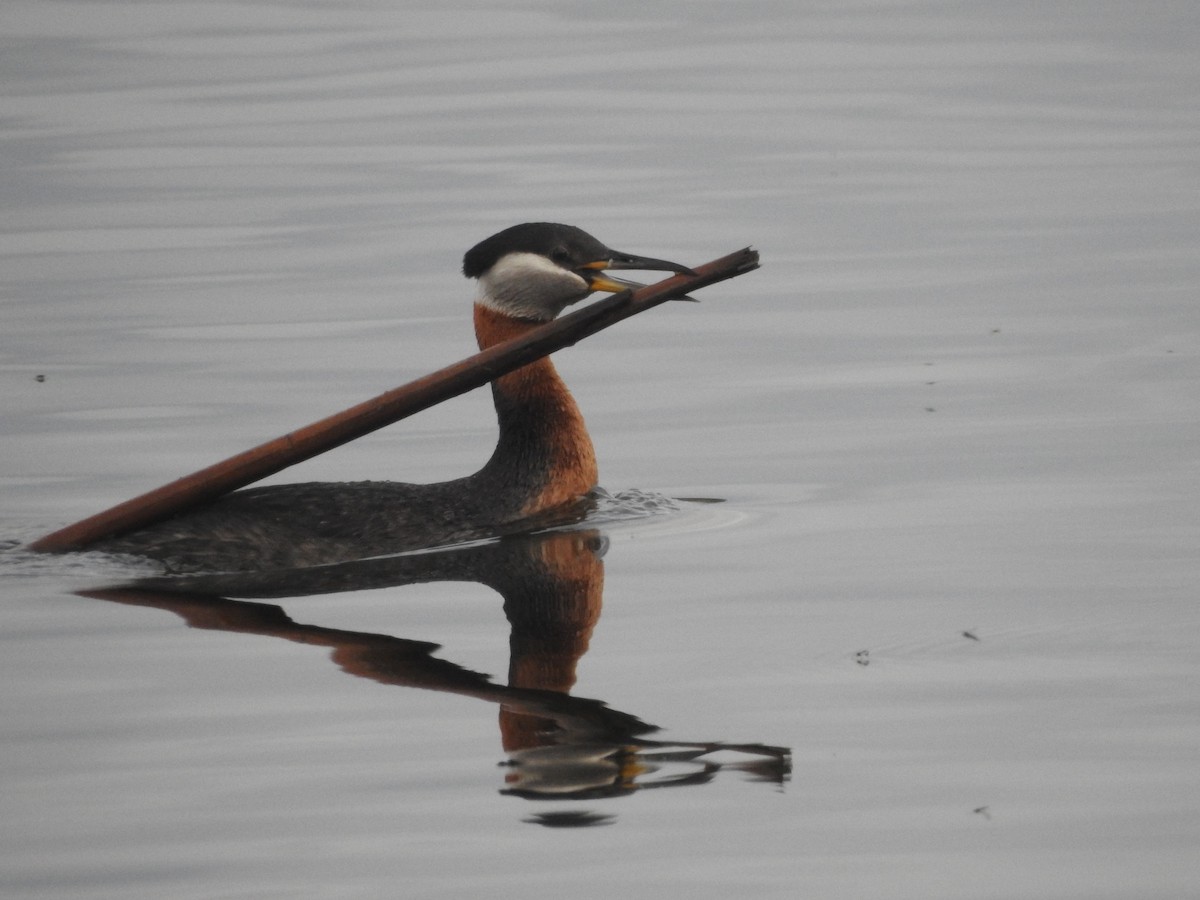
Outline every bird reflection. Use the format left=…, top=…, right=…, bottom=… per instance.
left=83, top=528, right=789, bottom=824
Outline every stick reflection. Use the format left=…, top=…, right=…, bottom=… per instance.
left=83, top=529, right=789, bottom=825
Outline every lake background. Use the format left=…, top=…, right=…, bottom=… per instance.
left=4, top=1, right=1199, bottom=898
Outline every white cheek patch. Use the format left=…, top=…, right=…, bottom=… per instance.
left=475, top=252, right=589, bottom=321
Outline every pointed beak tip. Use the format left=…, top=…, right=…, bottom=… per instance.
left=603, top=251, right=695, bottom=277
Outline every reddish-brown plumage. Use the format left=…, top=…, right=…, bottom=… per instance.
left=473, top=303, right=598, bottom=517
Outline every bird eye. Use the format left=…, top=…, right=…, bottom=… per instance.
left=550, top=246, right=572, bottom=265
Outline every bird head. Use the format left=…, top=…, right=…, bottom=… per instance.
left=463, top=223, right=694, bottom=322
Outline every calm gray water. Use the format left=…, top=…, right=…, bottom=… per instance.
left=4, top=2, right=1199, bottom=898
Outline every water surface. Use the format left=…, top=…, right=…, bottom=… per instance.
left=4, top=2, right=1199, bottom=898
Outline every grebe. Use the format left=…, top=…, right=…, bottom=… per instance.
left=93, top=223, right=693, bottom=573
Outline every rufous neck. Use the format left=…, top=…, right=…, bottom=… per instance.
left=473, top=303, right=560, bottom=396
left=473, top=302, right=543, bottom=347
left=472, top=302, right=598, bottom=513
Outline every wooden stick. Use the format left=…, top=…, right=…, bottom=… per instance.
left=30, top=247, right=758, bottom=552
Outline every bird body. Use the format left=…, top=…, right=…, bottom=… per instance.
left=93, top=224, right=691, bottom=572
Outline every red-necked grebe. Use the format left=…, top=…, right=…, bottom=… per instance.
left=92, top=223, right=693, bottom=572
